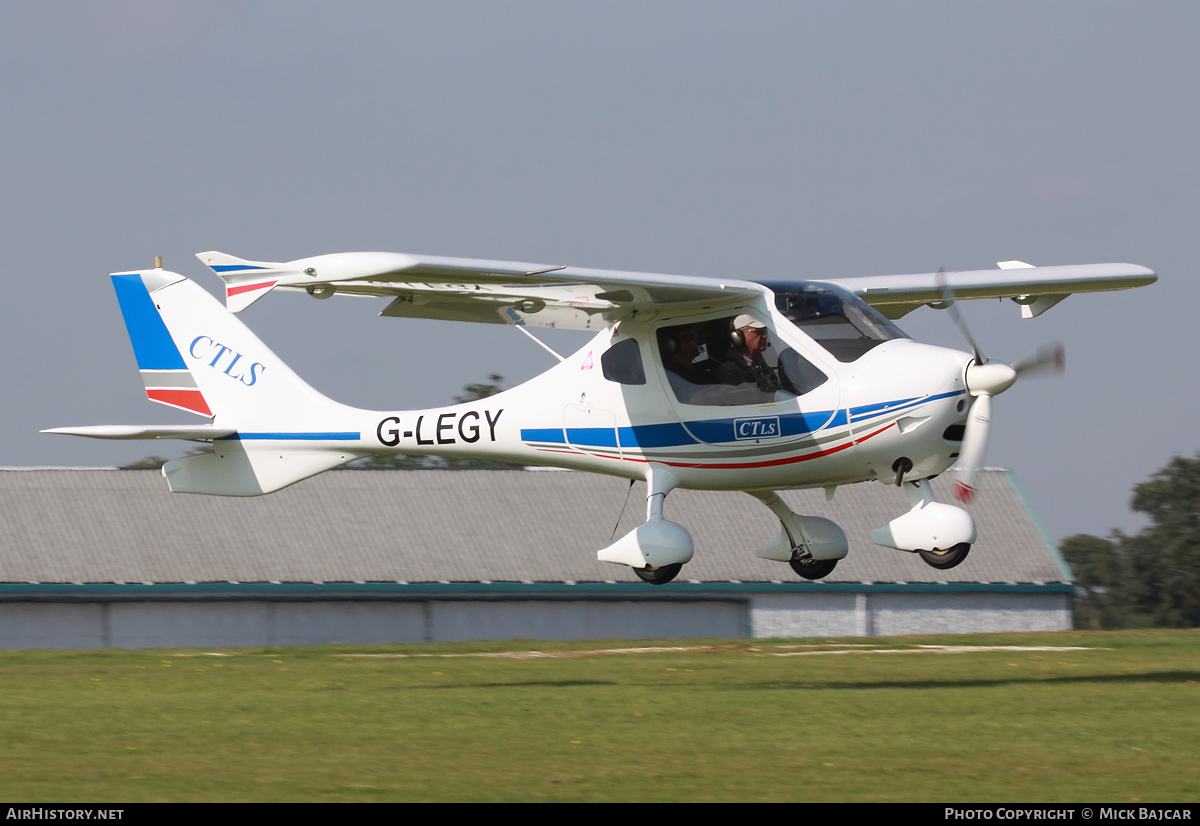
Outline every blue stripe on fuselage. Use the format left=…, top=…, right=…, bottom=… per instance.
left=565, top=427, right=619, bottom=448
left=222, top=432, right=361, bottom=441
left=848, top=396, right=921, bottom=420
left=618, top=422, right=696, bottom=448
left=522, top=392, right=960, bottom=451
left=849, top=390, right=964, bottom=422
left=521, top=428, right=566, bottom=444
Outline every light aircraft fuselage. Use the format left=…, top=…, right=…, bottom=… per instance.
left=45, top=251, right=1154, bottom=584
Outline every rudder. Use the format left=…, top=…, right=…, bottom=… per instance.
left=112, top=269, right=214, bottom=416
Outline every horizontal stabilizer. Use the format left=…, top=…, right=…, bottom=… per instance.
left=196, top=251, right=287, bottom=313
left=42, top=425, right=237, bottom=440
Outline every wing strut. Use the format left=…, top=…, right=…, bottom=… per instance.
left=514, top=325, right=565, bottom=362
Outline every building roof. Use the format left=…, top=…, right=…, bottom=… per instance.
left=0, top=468, right=1067, bottom=585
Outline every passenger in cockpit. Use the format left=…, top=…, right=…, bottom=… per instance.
left=659, top=315, right=795, bottom=406
left=663, top=325, right=713, bottom=404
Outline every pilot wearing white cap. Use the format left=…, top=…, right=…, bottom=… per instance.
left=716, top=314, right=775, bottom=401
left=732, top=314, right=766, bottom=333
left=730, top=315, right=769, bottom=363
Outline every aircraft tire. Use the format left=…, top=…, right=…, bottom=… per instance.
left=788, top=558, right=838, bottom=580
left=917, top=543, right=971, bottom=570
left=634, top=563, right=683, bottom=585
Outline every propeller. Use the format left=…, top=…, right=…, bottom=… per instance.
left=934, top=269, right=1065, bottom=504
left=1010, top=341, right=1066, bottom=377
left=936, top=266, right=987, bottom=367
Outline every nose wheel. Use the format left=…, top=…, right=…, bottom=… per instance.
left=918, top=543, right=972, bottom=570
left=789, top=558, right=838, bottom=580
left=634, top=563, right=683, bottom=585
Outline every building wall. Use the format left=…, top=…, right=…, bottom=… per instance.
left=749, top=591, right=1072, bottom=639
left=0, top=588, right=1071, bottom=650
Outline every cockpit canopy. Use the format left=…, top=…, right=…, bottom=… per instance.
left=762, top=281, right=910, bottom=362
left=655, top=313, right=828, bottom=408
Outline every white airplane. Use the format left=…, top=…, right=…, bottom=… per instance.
left=45, top=252, right=1155, bottom=584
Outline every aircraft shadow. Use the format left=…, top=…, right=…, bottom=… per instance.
left=739, top=670, right=1200, bottom=692
left=415, top=679, right=619, bottom=690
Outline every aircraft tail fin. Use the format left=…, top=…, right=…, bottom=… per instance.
left=101, top=267, right=361, bottom=494
left=196, top=250, right=288, bottom=313
left=110, top=266, right=345, bottom=423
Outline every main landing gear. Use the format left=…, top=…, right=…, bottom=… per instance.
left=606, top=471, right=852, bottom=586
left=749, top=490, right=850, bottom=581
left=598, top=465, right=695, bottom=586
left=788, top=558, right=839, bottom=580
left=634, top=563, right=684, bottom=585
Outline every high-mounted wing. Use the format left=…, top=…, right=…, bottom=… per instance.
left=198, top=251, right=764, bottom=330
left=199, top=251, right=1156, bottom=327
left=818, top=261, right=1157, bottom=319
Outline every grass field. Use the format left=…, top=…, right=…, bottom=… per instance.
left=1, top=629, right=1197, bottom=802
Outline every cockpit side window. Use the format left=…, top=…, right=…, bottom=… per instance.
left=601, top=337, right=646, bottom=385
left=657, top=315, right=827, bottom=407
left=772, top=283, right=909, bottom=363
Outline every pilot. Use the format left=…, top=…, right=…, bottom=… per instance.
left=721, top=315, right=770, bottom=380
left=716, top=315, right=779, bottom=403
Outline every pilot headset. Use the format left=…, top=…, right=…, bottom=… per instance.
left=663, top=327, right=701, bottom=356
left=730, top=314, right=766, bottom=347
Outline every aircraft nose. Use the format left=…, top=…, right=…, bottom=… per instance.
left=844, top=342, right=972, bottom=415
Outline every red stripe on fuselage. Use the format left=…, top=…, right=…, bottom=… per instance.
left=146, top=388, right=213, bottom=417
left=632, top=422, right=893, bottom=469
left=532, top=422, right=894, bottom=471
left=226, top=280, right=278, bottom=297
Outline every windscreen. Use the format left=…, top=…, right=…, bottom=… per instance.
left=769, top=282, right=909, bottom=362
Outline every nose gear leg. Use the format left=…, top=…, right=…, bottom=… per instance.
left=871, top=477, right=977, bottom=554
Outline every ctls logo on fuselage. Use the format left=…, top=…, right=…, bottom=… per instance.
left=733, top=416, right=780, bottom=440
left=189, top=336, right=265, bottom=386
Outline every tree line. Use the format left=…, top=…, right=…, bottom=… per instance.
left=1060, top=453, right=1200, bottom=629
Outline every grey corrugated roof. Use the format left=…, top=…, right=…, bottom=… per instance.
left=0, top=468, right=1066, bottom=585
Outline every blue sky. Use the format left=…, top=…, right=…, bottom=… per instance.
left=3, top=2, right=1196, bottom=540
